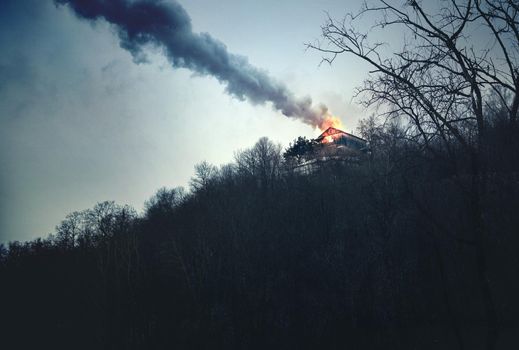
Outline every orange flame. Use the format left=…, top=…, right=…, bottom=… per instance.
left=319, top=114, right=343, bottom=131
left=317, top=114, right=346, bottom=144
left=323, top=135, right=334, bottom=143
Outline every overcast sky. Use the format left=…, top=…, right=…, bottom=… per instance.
left=0, top=0, right=378, bottom=243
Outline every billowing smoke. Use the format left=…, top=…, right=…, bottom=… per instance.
left=55, top=0, right=339, bottom=130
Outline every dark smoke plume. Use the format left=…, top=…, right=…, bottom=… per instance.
left=55, top=0, right=336, bottom=129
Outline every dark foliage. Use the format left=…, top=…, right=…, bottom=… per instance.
left=4, top=1, right=517, bottom=348
left=1, top=114, right=519, bottom=349
left=283, top=136, right=316, bottom=164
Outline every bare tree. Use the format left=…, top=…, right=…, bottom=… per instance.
left=190, top=161, right=218, bottom=192
left=144, top=187, right=186, bottom=218
left=235, top=137, right=282, bottom=186
left=56, top=211, right=84, bottom=249
left=311, top=0, right=517, bottom=147
left=310, top=1, right=519, bottom=349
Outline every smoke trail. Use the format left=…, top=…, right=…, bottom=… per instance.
left=55, top=0, right=338, bottom=129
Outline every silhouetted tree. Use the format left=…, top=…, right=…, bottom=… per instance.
left=190, top=161, right=218, bottom=192
left=283, top=136, right=316, bottom=165
left=310, top=2, right=519, bottom=348
left=1, top=4, right=518, bottom=348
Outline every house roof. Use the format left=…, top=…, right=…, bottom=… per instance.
left=315, top=127, right=367, bottom=143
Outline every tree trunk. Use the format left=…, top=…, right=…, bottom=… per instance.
left=470, top=153, right=499, bottom=350
left=432, top=239, right=465, bottom=350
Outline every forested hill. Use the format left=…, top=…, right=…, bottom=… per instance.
left=1, top=115, right=519, bottom=350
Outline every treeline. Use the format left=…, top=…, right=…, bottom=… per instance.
left=1, top=107, right=519, bottom=349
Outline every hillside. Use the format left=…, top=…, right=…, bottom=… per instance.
left=2, top=117, right=519, bottom=350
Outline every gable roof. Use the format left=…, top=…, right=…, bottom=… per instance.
left=315, top=127, right=367, bottom=143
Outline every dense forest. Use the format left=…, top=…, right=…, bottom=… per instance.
left=1, top=107, right=519, bottom=349
left=2, top=0, right=519, bottom=349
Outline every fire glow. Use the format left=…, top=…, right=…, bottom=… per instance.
left=318, top=114, right=344, bottom=143
left=318, top=125, right=347, bottom=144
left=319, top=114, right=343, bottom=132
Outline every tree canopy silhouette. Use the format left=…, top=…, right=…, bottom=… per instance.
left=1, top=2, right=519, bottom=349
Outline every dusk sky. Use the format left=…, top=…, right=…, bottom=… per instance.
left=1, top=0, right=379, bottom=243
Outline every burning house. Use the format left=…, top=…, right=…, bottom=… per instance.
left=315, top=127, right=367, bottom=151
left=291, top=127, right=368, bottom=174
